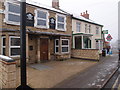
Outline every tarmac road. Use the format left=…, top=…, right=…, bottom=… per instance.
left=54, top=54, right=119, bottom=89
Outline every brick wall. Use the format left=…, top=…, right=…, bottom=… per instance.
left=71, top=49, right=100, bottom=60
left=0, top=55, right=16, bottom=89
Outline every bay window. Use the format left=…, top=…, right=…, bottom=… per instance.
left=61, top=39, right=69, bottom=53
left=1, top=37, right=6, bottom=55
left=9, top=36, right=20, bottom=57
left=55, top=39, right=59, bottom=53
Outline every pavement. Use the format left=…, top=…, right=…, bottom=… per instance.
left=54, top=54, right=119, bottom=88
left=16, top=54, right=119, bottom=89
left=16, top=59, right=97, bottom=88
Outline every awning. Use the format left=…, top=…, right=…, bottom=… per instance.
left=72, top=33, right=93, bottom=36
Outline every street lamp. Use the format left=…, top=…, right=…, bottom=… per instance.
left=17, top=0, right=33, bottom=89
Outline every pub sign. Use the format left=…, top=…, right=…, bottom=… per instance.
left=26, top=13, right=34, bottom=27
left=49, top=17, right=56, bottom=29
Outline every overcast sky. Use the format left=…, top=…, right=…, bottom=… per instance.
left=34, top=0, right=119, bottom=43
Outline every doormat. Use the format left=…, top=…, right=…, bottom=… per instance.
left=30, top=64, right=53, bottom=71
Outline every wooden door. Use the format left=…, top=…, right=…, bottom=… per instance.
left=40, top=38, right=48, bottom=62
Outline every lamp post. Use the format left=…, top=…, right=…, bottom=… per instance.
left=17, top=0, right=33, bottom=89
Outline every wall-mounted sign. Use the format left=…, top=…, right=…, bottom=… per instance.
left=49, top=17, right=56, bottom=29
left=102, top=30, right=108, bottom=34
left=26, top=13, right=34, bottom=27
left=106, top=34, right=113, bottom=41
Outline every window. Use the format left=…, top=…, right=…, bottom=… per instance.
left=61, top=39, right=69, bottom=53
left=76, top=22, right=81, bottom=32
left=85, top=24, right=87, bottom=33
left=9, top=36, right=20, bottom=57
left=96, top=27, right=99, bottom=34
left=5, top=2, right=20, bottom=25
left=56, top=14, right=66, bottom=31
left=55, top=39, right=59, bottom=53
left=35, top=9, right=48, bottom=28
left=83, top=36, right=91, bottom=49
left=1, top=37, right=6, bottom=55
left=88, top=25, right=91, bottom=33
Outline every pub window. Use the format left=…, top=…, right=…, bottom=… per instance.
left=76, top=22, right=81, bottom=32
left=55, top=39, right=59, bottom=53
left=1, top=37, right=6, bottom=55
left=35, top=9, right=48, bottom=28
left=9, top=36, right=20, bottom=57
left=5, top=2, right=20, bottom=25
left=61, top=39, right=69, bottom=53
left=56, top=14, right=66, bottom=31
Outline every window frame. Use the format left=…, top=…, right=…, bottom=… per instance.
left=34, top=9, right=49, bottom=29
left=96, top=27, right=99, bottom=34
left=55, top=39, right=59, bottom=54
left=85, top=24, right=87, bottom=33
left=4, top=1, right=20, bottom=25
left=56, top=14, right=66, bottom=31
left=88, top=25, right=91, bottom=33
left=61, top=39, right=69, bottom=53
left=9, top=36, right=20, bottom=57
left=76, top=22, right=81, bottom=32
left=1, top=36, right=6, bottom=55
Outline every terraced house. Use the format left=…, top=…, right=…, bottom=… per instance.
left=0, top=0, right=72, bottom=64
left=72, top=11, right=104, bottom=60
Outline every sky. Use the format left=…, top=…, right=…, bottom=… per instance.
left=33, top=0, right=119, bottom=44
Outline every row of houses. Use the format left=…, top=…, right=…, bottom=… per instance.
left=0, top=0, right=104, bottom=64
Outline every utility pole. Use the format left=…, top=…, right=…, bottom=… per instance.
left=17, top=0, right=33, bottom=89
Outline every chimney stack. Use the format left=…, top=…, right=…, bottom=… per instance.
left=52, top=0, right=59, bottom=9
left=81, top=10, right=89, bottom=19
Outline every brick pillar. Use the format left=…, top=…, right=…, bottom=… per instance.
left=0, top=55, right=16, bottom=89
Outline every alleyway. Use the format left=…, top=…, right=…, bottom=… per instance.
left=54, top=54, right=118, bottom=88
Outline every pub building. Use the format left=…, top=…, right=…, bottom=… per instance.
left=0, top=0, right=72, bottom=65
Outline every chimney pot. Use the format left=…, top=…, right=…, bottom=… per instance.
left=52, top=0, right=59, bottom=9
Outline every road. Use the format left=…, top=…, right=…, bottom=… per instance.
left=54, top=54, right=119, bottom=89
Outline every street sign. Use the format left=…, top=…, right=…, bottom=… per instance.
left=102, top=30, right=108, bottom=34
left=106, top=34, right=113, bottom=41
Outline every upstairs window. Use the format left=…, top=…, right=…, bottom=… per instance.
left=96, top=27, right=99, bottom=34
left=35, top=9, right=48, bottom=28
left=85, top=24, right=87, bottom=33
left=88, top=25, right=91, bottom=33
left=5, top=2, right=20, bottom=25
left=76, top=22, right=81, bottom=32
left=56, top=14, right=66, bottom=31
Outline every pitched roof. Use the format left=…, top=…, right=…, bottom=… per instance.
left=72, top=13, right=103, bottom=27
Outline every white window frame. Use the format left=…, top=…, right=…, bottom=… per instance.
left=9, top=36, right=20, bottom=57
left=4, top=1, right=20, bottom=25
left=34, top=9, right=49, bottom=29
left=1, top=36, right=6, bottom=55
left=61, top=39, right=69, bottom=53
left=76, top=22, right=81, bottom=32
left=55, top=39, right=59, bottom=54
left=56, top=14, right=66, bottom=31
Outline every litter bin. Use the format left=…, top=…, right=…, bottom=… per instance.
left=102, top=48, right=106, bottom=57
